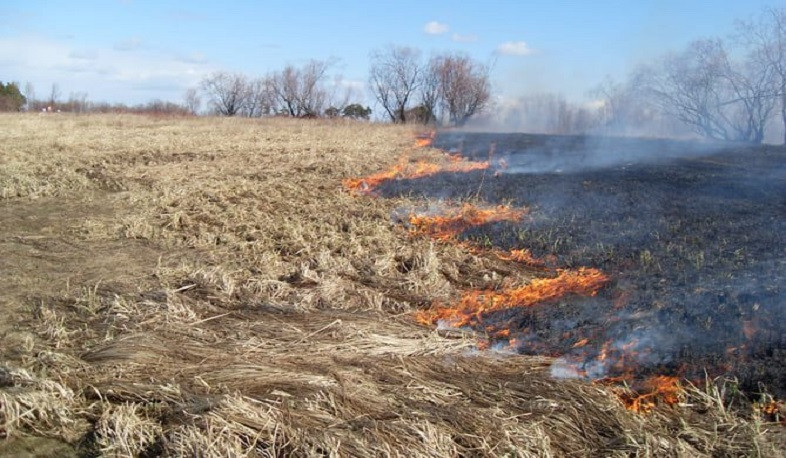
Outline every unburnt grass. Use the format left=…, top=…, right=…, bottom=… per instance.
left=0, top=114, right=783, bottom=456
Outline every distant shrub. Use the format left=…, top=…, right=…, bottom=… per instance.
left=0, top=81, right=26, bottom=111
left=342, top=104, right=371, bottom=120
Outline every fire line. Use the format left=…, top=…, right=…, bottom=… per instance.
left=343, top=131, right=688, bottom=414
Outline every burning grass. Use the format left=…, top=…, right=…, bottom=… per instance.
left=341, top=135, right=489, bottom=194
left=414, top=268, right=608, bottom=328
left=0, top=114, right=783, bottom=456
left=408, top=203, right=526, bottom=241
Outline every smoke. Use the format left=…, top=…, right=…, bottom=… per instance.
left=465, top=93, right=698, bottom=141
left=433, top=131, right=739, bottom=176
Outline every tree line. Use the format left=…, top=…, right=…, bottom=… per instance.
left=595, top=7, right=786, bottom=144
left=194, top=60, right=372, bottom=120
left=194, top=47, right=491, bottom=127
left=2, top=6, right=784, bottom=142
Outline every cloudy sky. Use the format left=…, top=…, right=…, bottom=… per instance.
left=0, top=0, right=776, bottom=107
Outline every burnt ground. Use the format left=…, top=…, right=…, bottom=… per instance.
left=377, top=132, right=786, bottom=397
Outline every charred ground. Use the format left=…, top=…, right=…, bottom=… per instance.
left=377, top=132, right=786, bottom=397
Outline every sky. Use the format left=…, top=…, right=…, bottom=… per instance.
left=0, top=0, right=778, bottom=108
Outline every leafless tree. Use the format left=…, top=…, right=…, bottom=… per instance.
left=48, top=83, right=60, bottom=109
left=269, top=66, right=298, bottom=116
left=296, top=60, right=330, bottom=116
left=418, top=56, right=442, bottom=124
left=591, top=77, right=676, bottom=136
left=736, top=7, right=786, bottom=144
left=268, top=60, right=331, bottom=117
left=433, top=53, right=491, bottom=126
left=369, top=46, right=421, bottom=123
left=325, top=75, right=356, bottom=114
left=183, top=87, right=201, bottom=115
left=200, top=72, right=249, bottom=116
left=636, top=39, right=777, bottom=143
left=23, top=82, right=35, bottom=110
left=242, top=77, right=275, bottom=117
left=66, top=91, right=89, bottom=113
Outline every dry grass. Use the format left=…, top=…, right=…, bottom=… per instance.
left=0, top=113, right=783, bottom=456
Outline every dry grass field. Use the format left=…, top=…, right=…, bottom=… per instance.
left=0, top=114, right=783, bottom=456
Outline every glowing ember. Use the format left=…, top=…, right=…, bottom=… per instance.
left=756, top=399, right=786, bottom=424
left=572, top=338, right=590, bottom=348
left=415, top=268, right=609, bottom=327
left=408, top=204, right=526, bottom=241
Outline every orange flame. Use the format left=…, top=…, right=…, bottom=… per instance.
left=409, top=204, right=526, bottom=241
left=617, top=376, right=683, bottom=413
left=415, top=267, right=609, bottom=327
left=343, top=156, right=489, bottom=194
left=414, top=131, right=436, bottom=148
left=494, top=248, right=545, bottom=267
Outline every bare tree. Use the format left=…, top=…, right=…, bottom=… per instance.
left=296, top=60, right=330, bottom=116
left=737, top=7, right=786, bottom=144
left=368, top=46, right=421, bottom=123
left=433, top=53, right=490, bottom=126
left=591, top=76, right=677, bottom=136
left=183, top=87, right=201, bottom=115
left=48, top=83, right=60, bottom=109
left=200, top=72, right=249, bottom=116
left=418, top=56, right=442, bottom=124
left=241, top=78, right=274, bottom=117
left=23, top=82, right=35, bottom=110
left=325, top=75, right=356, bottom=115
left=637, top=39, right=777, bottom=143
left=66, top=91, right=89, bottom=113
left=270, top=66, right=299, bottom=116
left=268, top=60, right=331, bottom=117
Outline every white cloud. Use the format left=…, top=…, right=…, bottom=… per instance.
left=68, top=49, right=99, bottom=60
left=0, top=35, right=214, bottom=103
left=114, top=37, right=143, bottom=52
left=496, top=41, right=535, bottom=56
left=423, top=21, right=449, bottom=35
left=174, top=52, right=207, bottom=64
left=451, top=33, right=478, bottom=43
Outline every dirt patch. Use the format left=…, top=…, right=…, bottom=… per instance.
left=0, top=193, right=179, bottom=314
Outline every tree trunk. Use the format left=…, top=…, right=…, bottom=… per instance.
left=782, top=84, right=786, bottom=145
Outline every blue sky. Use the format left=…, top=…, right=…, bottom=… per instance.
left=0, top=0, right=776, bottom=107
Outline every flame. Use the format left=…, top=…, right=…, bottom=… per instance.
left=414, top=131, right=436, bottom=148
left=572, top=338, right=590, bottom=348
left=343, top=156, right=489, bottom=194
left=415, top=267, right=609, bottom=327
left=617, top=376, right=683, bottom=413
left=494, top=248, right=544, bottom=267
left=409, top=204, right=526, bottom=241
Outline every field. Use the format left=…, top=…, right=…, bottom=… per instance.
left=0, top=114, right=784, bottom=456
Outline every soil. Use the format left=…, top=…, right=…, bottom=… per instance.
left=0, top=192, right=188, bottom=456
